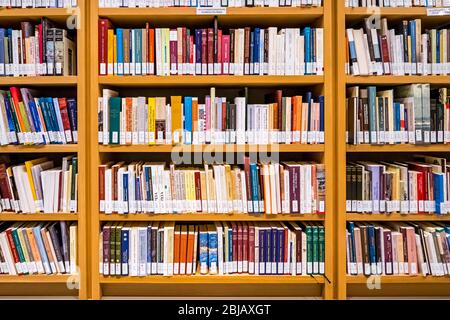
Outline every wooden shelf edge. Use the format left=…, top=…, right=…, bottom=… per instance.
left=0, top=275, right=74, bottom=284
left=99, top=213, right=325, bottom=222
left=0, top=213, right=79, bottom=221
left=344, top=7, right=428, bottom=16
left=100, top=275, right=325, bottom=284
left=99, top=144, right=325, bottom=153
left=346, top=213, right=450, bottom=222
left=345, top=75, right=450, bottom=85
left=0, top=76, right=78, bottom=86
left=0, top=145, right=79, bottom=153
left=347, top=275, right=450, bottom=284
left=347, top=144, right=450, bottom=153
left=98, top=75, right=324, bottom=86
left=0, top=7, right=76, bottom=17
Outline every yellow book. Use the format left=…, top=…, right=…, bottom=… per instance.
left=108, top=29, right=114, bottom=75
left=225, top=164, right=233, bottom=213
left=24, top=157, right=48, bottom=209
left=171, top=96, right=182, bottom=145
left=148, top=97, right=156, bottom=145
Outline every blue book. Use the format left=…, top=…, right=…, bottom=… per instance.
left=121, top=227, right=129, bottom=276
left=319, top=95, right=325, bottom=141
left=2, top=93, right=18, bottom=143
left=436, top=31, right=441, bottom=65
left=38, top=98, right=53, bottom=143
left=271, top=227, right=277, bottom=274
left=195, top=29, right=202, bottom=73
left=254, top=28, right=260, bottom=73
left=305, top=92, right=312, bottom=132
left=67, top=98, right=78, bottom=141
left=146, top=226, right=152, bottom=275
left=135, top=176, right=141, bottom=209
left=304, top=27, right=311, bottom=74
left=249, top=31, right=254, bottom=74
left=347, top=222, right=356, bottom=271
left=144, top=166, right=152, bottom=203
left=367, top=225, right=377, bottom=274
left=228, top=228, right=233, bottom=272
left=250, top=163, right=259, bottom=213
left=0, top=28, right=5, bottom=76
left=277, top=228, right=283, bottom=275
left=123, top=172, right=129, bottom=214
left=138, top=227, right=147, bottom=275
left=33, top=226, right=51, bottom=274
left=409, top=21, right=417, bottom=68
left=117, top=28, right=124, bottom=75
left=135, top=29, right=142, bottom=74
left=433, top=173, right=445, bottom=214
left=43, top=98, right=59, bottom=143
left=183, top=96, right=193, bottom=145
left=263, top=228, right=269, bottom=274
left=368, top=86, right=377, bottom=144
left=27, top=99, right=44, bottom=144
left=208, top=226, right=218, bottom=274
left=46, top=97, right=62, bottom=144
left=199, top=226, right=209, bottom=274
left=259, top=228, right=265, bottom=274
left=394, top=102, right=401, bottom=137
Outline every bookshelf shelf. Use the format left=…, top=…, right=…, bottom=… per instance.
left=346, top=145, right=450, bottom=153
left=346, top=75, right=450, bottom=85
left=346, top=275, right=450, bottom=285
left=346, top=213, right=450, bottom=222
left=0, top=275, right=73, bottom=284
left=99, top=213, right=325, bottom=222
left=0, top=213, right=78, bottom=221
left=0, top=8, right=78, bottom=24
left=98, top=144, right=325, bottom=153
left=344, top=7, right=450, bottom=24
left=0, top=145, right=78, bottom=154
left=98, top=75, right=324, bottom=87
left=100, top=275, right=325, bottom=284
left=0, top=76, right=78, bottom=86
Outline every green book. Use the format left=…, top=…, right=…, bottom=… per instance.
left=312, top=226, right=319, bottom=275
left=109, top=97, right=122, bottom=145
left=110, top=225, right=116, bottom=275
left=135, top=29, right=142, bottom=75
left=115, top=224, right=122, bottom=275
left=71, top=156, right=78, bottom=212
left=318, top=226, right=325, bottom=275
left=12, top=227, right=28, bottom=274
left=306, top=226, right=313, bottom=275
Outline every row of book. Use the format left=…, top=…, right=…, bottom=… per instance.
left=99, top=160, right=326, bottom=215
left=0, top=88, right=78, bottom=146
left=346, top=19, right=450, bottom=76
left=99, top=20, right=324, bottom=76
left=0, top=19, right=76, bottom=77
left=345, top=0, right=450, bottom=7
left=0, top=0, right=77, bottom=7
left=347, top=222, right=450, bottom=277
left=346, top=85, right=450, bottom=145
left=0, top=222, right=77, bottom=276
left=0, top=157, right=78, bottom=214
left=346, top=155, right=450, bottom=215
left=99, top=0, right=323, bottom=8
left=100, top=222, right=325, bottom=276
left=99, top=89, right=325, bottom=146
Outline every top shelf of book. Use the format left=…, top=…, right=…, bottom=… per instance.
left=0, top=8, right=79, bottom=25
left=97, top=7, right=324, bottom=25
left=344, top=7, right=450, bottom=24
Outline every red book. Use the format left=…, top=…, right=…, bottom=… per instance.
left=189, top=35, right=194, bottom=73
left=383, top=229, right=393, bottom=275
left=194, top=171, right=202, bottom=212
left=248, top=225, right=255, bottom=275
left=98, top=166, right=106, bottom=213
left=237, top=222, right=243, bottom=274
left=5, top=228, right=21, bottom=274
left=182, top=27, right=187, bottom=72
left=207, top=28, right=214, bottom=74
left=242, top=222, right=249, bottom=273
left=222, top=35, right=230, bottom=75
left=170, top=29, right=177, bottom=75
left=98, top=19, right=113, bottom=75
left=244, top=157, right=252, bottom=213
left=201, top=29, right=207, bottom=74
left=58, top=98, right=72, bottom=142
left=231, top=222, right=238, bottom=274
left=0, top=164, right=12, bottom=209
left=38, top=24, right=43, bottom=66
left=416, top=171, right=425, bottom=213
left=148, top=28, right=155, bottom=75
left=380, top=35, right=391, bottom=75
left=217, top=30, right=222, bottom=75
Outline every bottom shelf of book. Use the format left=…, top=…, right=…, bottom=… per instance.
left=0, top=275, right=79, bottom=297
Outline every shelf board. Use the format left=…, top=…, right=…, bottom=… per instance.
left=347, top=144, right=450, bottom=153
left=99, top=144, right=325, bottom=153
left=0, top=8, right=77, bottom=24
left=344, top=7, right=450, bottom=24
left=100, top=274, right=325, bottom=284
left=0, top=275, right=73, bottom=284
left=347, top=275, right=450, bottom=285
left=100, top=213, right=325, bottom=222
left=0, top=76, right=78, bottom=86
left=346, top=75, right=450, bottom=85
left=98, top=7, right=324, bottom=25
left=0, top=213, right=78, bottom=221
left=0, top=145, right=78, bottom=154
left=346, top=213, right=450, bottom=222
left=99, top=75, right=324, bottom=87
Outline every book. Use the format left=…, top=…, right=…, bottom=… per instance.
left=347, top=221, right=450, bottom=277
left=98, top=88, right=325, bottom=146
left=0, top=156, right=78, bottom=214
left=99, top=221, right=325, bottom=277
left=0, top=221, right=77, bottom=276
left=346, top=155, right=450, bottom=215
left=98, top=160, right=326, bottom=215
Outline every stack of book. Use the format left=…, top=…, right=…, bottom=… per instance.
left=100, top=221, right=325, bottom=277
left=346, top=155, right=450, bottom=215
left=98, top=0, right=323, bottom=8
left=0, top=19, right=77, bottom=77
left=98, top=19, right=324, bottom=76
left=345, top=0, right=450, bottom=7
left=346, top=221, right=450, bottom=277
left=346, top=18, right=450, bottom=76
left=0, top=88, right=78, bottom=146
left=0, top=222, right=77, bottom=276
left=98, top=88, right=325, bottom=146
left=0, top=1, right=78, bottom=7
left=346, top=85, right=450, bottom=145
left=0, top=156, right=78, bottom=214
left=99, top=160, right=326, bottom=215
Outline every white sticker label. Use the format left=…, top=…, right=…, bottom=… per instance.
left=196, top=8, right=227, bottom=15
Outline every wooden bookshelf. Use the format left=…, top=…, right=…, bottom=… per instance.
left=336, top=1, right=450, bottom=300
left=0, top=1, right=87, bottom=300
left=90, top=1, right=335, bottom=300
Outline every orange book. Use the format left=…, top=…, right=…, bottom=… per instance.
left=125, top=97, right=133, bottom=145
left=171, top=96, right=182, bottom=144
left=272, top=103, right=279, bottom=132
left=296, top=96, right=302, bottom=142
left=192, top=97, right=199, bottom=139
left=186, top=225, right=195, bottom=275
left=179, top=225, right=188, bottom=275
left=26, top=227, right=44, bottom=274
left=41, top=226, right=57, bottom=274
left=149, top=28, right=155, bottom=75
left=173, top=225, right=181, bottom=275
